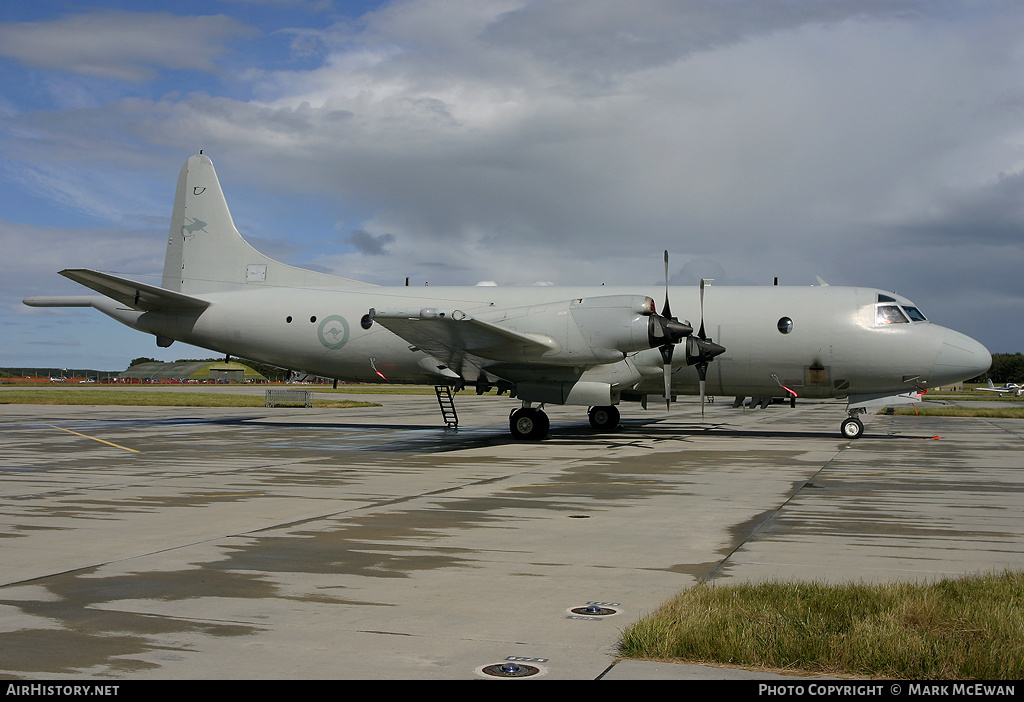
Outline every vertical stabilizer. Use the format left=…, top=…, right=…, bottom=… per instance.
left=162, top=153, right=371, bottom=294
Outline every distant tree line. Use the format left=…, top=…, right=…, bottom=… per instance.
left=0, top=367, right=112, bottom=379
left=986, top=353, right=1024, bottom=383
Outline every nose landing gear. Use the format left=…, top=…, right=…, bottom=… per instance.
left=841, top=415, right=864, bottom=439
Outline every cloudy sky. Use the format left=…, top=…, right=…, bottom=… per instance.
left=2, top=0, right=1022, bottom=371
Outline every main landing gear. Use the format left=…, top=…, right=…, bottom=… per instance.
left=509, top=406, right=549, bottom=440
left=509, top=404, right=621, bottom=440
left=587, top=405, right=620, bottom=430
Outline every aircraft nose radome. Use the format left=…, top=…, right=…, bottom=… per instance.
left=931, top=329, right=992, bottom=386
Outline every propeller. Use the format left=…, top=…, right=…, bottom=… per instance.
left=685, top=278, right=726, bottom=417
left=654, top=251, right=692, bottom=410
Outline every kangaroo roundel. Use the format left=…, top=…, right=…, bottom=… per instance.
left=318, top=315, right=350, bottom=350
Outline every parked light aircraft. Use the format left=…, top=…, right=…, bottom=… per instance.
left=976, top=379, right=1024, bottom=396
left=24, top=153, right=992, bottom=440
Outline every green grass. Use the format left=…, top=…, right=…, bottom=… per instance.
left=927, top=388, right=1024, bottom=402
left=0, top=389, right=377, bottom=409
left=892, top=405, right=1024, bottom=418
left=617, top=572, right=1024, bottom=679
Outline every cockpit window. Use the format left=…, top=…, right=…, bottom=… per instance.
left=874, top=293, right=927, bottom=325
left=902, top=306, right=927, bottom=322
left=876, top=305, right=909, bottom=325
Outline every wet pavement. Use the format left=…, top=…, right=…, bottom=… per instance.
left=0, top=393, right=1021, bottom=679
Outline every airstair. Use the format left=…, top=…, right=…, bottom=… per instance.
left=434, top=385, right=459, bottom=428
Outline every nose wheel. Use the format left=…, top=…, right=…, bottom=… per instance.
left=840, top=416, right=864, bottom=439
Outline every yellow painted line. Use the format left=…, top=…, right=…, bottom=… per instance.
left=45, top=424, right=140, bottom=453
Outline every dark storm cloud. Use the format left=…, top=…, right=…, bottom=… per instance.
left=348, top=229, right=396, bottom=255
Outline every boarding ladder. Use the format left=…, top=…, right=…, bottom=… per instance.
left=434, top=385, right=459, bottom=428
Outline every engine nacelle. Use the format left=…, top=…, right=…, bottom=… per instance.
left=568, top=294, right=661, bottom=358
left=483, top=294, right=671, bottom=364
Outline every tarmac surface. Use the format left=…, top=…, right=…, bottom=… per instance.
left=0, top=390, right=1022, bottom=680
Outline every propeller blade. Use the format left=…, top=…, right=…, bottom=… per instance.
left=664, top=361, right=673, bottom=410
left=662, top=250, right=672, bottom=320
left=698, top=278, right=706, bottom=339
left=695, top=360, right=709, bottom=418
left=661, top=250, right=675, bottom=410
left=660, top=343, right=673, bottom=410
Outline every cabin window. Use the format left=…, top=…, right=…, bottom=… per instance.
left=876, top=305, right=909, bottom=325
left=777, top=317, right=793, bottom=334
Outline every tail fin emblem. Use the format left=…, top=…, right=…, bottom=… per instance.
left=181, top=217, right=207, bottom=239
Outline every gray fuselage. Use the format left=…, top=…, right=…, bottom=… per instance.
left=92, top=281, right=985, bottom=402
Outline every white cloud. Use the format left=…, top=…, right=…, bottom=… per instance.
left=2, top=0, right=1024, bottom=363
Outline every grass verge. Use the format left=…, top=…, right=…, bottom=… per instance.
left=892, top=405, right=1024, bottom=418
left=617, top=572, right=1024, bottom=679
left=0, top=389, right=377, bottom=409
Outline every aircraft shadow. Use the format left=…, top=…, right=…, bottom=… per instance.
left=54, top=414, right=931, bottom=454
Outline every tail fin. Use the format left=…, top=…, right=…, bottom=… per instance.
left=162, top=153, right=372, bottom=294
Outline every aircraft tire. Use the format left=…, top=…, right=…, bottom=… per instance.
left=587, top=405, right=620, bottom=431
left=510, top=407, right=549, bottom=440
left=840, top=416, right=864, bottom=440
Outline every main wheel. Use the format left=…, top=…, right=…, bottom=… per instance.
left=587, top=405, right=620, bottom=430
left=840, top=416, right=864, bottom=439
left=510, top=407, right=550, bottom=440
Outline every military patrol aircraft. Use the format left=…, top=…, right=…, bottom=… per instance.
left=24, top=153, right=992, bottom=440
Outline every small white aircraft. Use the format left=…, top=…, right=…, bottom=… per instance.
left=976, top=379, right=1024, bottom=396
left=24, top=153, right=992, bottom=440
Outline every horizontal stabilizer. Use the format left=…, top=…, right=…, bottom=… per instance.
left=60, top=269, right=210, bottom=312
left=22, top=296, right=96, bottom=308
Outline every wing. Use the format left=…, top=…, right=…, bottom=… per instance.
left=371, top=295, right=675, bottom=391
left=370, top=307, right=559, bottom=378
